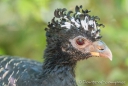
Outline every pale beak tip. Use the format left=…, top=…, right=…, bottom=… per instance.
left=109, top=57, right=112, bottom=61
left=108, top=49, right=112, bottom=61
left=109, top=54, right=112, bottom=61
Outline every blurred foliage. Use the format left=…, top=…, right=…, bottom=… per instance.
left=0, top=0, right=128, bottom=86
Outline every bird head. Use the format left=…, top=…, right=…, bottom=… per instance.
left=45, top=5, right=112, bottom=62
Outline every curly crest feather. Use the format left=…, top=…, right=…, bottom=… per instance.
left=45, top=5, right=105, bottom=41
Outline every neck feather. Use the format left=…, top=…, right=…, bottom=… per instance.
left=42, top=43, right=77, bottom=76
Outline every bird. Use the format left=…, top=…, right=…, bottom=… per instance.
left=0, top=5, right=112, bottom=86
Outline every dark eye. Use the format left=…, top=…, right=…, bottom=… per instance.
left=76, top=38, right=85, bottom=45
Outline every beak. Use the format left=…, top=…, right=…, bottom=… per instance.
left=90, top=40, right=112, bottom=61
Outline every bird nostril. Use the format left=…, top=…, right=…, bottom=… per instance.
left=100, top=48, right=104, bottom=50
left=98, top=46, right=104, bottom=50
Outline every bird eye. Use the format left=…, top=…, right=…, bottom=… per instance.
left=76, top=38, right=85, bottom=45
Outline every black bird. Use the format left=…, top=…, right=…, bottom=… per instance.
left=0, top=5, right=112, bottom=86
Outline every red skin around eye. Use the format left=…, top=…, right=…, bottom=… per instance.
left=76, top=38, right=85, bottom=45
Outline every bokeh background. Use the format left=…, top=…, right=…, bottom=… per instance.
left=0, top=0, right=128, bottom=86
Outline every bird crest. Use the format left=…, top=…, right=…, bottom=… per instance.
left=45, top=5, right=105, bottom=41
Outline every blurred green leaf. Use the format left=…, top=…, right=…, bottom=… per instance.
left=0, top=48, right=5, bottom=55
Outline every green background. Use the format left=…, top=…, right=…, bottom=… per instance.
left=0, top=0, right=128, bottom=86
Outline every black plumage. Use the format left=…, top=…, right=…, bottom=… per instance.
left=0, top=5, right=112, bottom=86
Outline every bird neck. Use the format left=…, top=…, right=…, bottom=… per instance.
left=40, top=42, right=78, bottom=86
left=41, top=56, right=77, bottom=86
left=42, top=43, right=77, bottom=76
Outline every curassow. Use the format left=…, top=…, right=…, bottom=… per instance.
left=0, top=5, right=112, bottom=86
